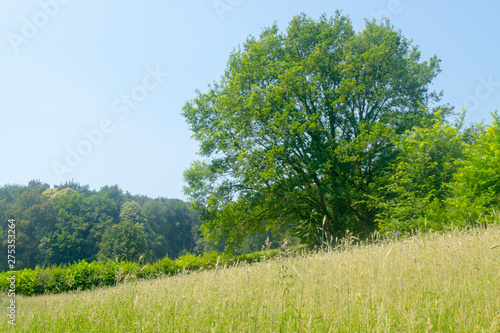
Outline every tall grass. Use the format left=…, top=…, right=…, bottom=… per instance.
left=1, top=226, right=499, bottom=332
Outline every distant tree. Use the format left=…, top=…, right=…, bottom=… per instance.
left=182, top=13, right=444, bottom=249
left=99, top=185, right=125, bottom=208
left=0, top=184, right=25, bottom=204
left=55, top=180, right=92, bottom=196
left=118, top=201, right=163, bottom=259
left=119, top=201, right=147, bottom=225
left=3, top=189, right=44, bottom=268
left=39, top=191, right=93, bottom=265
left=143, top=198, right=199, bottom=258
left=27, top=179, right=50, bottom=194
left=98, top=220, right=148, bottom=262
left=84, top=190, right=119, bottom=256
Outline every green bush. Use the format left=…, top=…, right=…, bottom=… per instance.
left=16, top=268, right=39, bottom=296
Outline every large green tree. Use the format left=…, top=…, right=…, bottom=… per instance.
left=182, top=13, right=443, bottom=248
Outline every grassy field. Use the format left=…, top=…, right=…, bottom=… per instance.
left=1, top=226, right=499, bottom=332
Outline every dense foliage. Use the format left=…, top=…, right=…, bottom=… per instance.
left=376, top=112, right=500, bottom=233
left=182, top=13, right=456, bottom=248
left=0, top=182, right=202, bottom=271
left=183, top=13, right=499, bottom=248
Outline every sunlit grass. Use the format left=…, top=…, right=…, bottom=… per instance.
left=1, top=226, right=500, bottom=332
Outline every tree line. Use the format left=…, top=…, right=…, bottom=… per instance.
left=0, top=181, right=203, bottom=271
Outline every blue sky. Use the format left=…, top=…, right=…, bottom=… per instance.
left=1, top=0, right=499, bottom=200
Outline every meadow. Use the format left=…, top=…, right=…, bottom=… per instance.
left=1, top=226, right=499, bottom=332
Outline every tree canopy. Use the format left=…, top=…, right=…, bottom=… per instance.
left=182, top=12, right=446, bottom=249
left=0, top=182, right=202, bottom=270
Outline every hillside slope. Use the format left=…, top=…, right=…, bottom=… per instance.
left=2, top=227, right=500, bottom=332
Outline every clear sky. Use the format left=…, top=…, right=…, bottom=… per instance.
left=1, top=0, right=499, bottom=200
